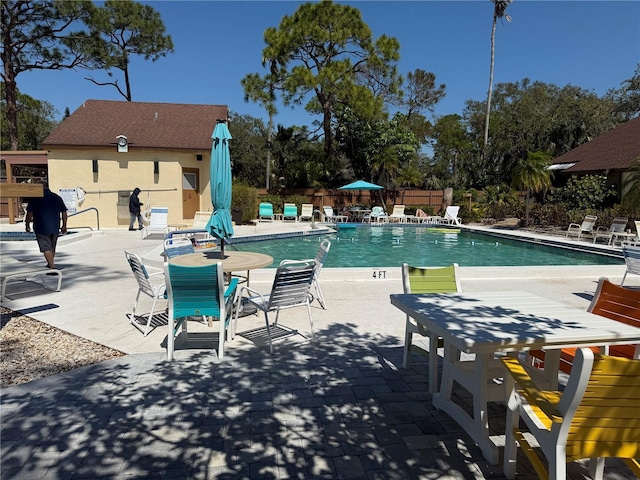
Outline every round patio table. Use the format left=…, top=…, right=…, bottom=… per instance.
left=168, top=250, right=273, bottom=285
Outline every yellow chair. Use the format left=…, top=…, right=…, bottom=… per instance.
left=401, top=263, right=461, bottom=393
left=502, top=348, right=640, bottom=480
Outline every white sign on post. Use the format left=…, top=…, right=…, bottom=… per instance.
left=58, top=188, right=77, bottom=214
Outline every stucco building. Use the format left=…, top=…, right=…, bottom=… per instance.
left=42, top=100, right=229, bottom=228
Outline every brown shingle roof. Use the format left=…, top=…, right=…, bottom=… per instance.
left=551, top=116, right=640, bottom=173
left=42, top=100, right=229, bottom=151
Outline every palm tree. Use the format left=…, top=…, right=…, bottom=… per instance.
left=483, top=0, right=512, bottom=148
left=511, top=151, right=553, bottom=226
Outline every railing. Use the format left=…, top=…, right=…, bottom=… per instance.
left=68, top=207, right=100, bottom=231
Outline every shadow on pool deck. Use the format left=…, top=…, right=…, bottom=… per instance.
left=0, top=222, right=638, bottom=478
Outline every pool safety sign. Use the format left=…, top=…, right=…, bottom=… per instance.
left=58, top=188, right=77, bottom=214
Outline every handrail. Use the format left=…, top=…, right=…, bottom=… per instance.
left=68, top=207, right=100, bottom=230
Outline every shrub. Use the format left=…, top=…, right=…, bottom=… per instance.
left=232, top=183, right=259, bottom=223
left=547, top=173, right=618, bottom=210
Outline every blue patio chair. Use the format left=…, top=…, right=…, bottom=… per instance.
left=259, top=202, right=274, bottom=222
left=164, top=261, right=238, bottom=360
left=283, top=203, right=298, bottom=222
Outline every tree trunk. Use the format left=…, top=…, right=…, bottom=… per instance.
left=483, top=14, right=498, bottom=148
left=2, top=28, right=19, bottom=150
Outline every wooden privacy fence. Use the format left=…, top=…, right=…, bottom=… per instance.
left=258, top=188, right=447, bottom=212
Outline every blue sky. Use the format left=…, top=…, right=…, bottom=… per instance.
left=16, top=1, right=640, bottom=129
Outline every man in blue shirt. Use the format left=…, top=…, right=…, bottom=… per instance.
left=25, top=182, right=68, bottom=269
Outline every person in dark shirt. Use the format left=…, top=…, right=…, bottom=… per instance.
left=129, top=187, right=144, bottom=230
left=25, top=182, right=68, bottom=269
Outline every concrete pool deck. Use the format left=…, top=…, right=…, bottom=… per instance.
left=1, top=220, right=638, bottom=479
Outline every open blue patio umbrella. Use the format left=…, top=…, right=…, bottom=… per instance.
left=338, top=180, right=383, bottom=191
left=338, top=179, right=385, bottom=210
left=206, top=120, right=234, bottom=257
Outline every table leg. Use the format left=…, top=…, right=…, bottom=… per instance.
left=433, top=344, right=501, bottom=465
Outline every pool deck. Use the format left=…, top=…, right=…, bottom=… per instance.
left=1, top=220, right=638, bottom=479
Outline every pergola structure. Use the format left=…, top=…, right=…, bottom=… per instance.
left=1, top=151, right=47, bottom=223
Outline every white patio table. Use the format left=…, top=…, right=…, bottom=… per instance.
left=390, top=291, right=640, bottom=465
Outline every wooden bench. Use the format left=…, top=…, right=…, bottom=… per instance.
left=529, top=277, right=640, bottom=373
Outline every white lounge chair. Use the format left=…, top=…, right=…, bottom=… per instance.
left=440, top=206, right=461, bottom=225
left=141, top=206, right=169, bottom=239
left=1, top=256, right=62, bottom=302
left=388, top=205, right=407, bottom=223
left=621, top=244, right=640, bottom=286
left=592, top=217, right=628, bottom=245
left=363, top=206, right=388, bottom=223
left=298, top=203, right=314, bottom=222
left=322, top=206, right=347, bottom=223
left=191, top=211, right=211, bottom=230
left=566, top=214, right=597, bottom=241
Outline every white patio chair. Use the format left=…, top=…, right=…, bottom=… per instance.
left=125, top=251, right=166, bottom=336
left=232, top=259, right=316, bottom=354
left=141, top=206, right=169, bottom=239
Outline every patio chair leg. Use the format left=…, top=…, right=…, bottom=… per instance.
left=264, top=311, right=273, bottom=354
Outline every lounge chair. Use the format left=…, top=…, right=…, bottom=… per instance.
left=502, top=348, right=640, bottom=480
left=363, top=206, right=388, bottom=223
left=401, top=263, right=461, bottom=393
left=258, top=202, right=274, bottom=222
left=164, top=237, right=195, bottom=259
left=439, top=206, right=461, bottom=225
left=414, top=209, right=438, bottom=224
left=141, top=206, right=169, bottom=239
left=298, top=203, right=314, bottom=222
left=565, top=214, right=597, bottom=240
left=592, top=216, right=628, bottom=244
left=164, top=261, right=238, bottom=360
left=125, top=251, right=166, bottom=336
left=282, top=203, right=298, bottom=222
left=322, top=206, right=347, bottom=223
left=191, top=211, right=211, bottom=230
left=1, top=256, right=62, bottom=302
left=232, top=259, right=316, bottom=354
left=622, top=244, right=640, bottom=287
left=388, top=204, right=407, bottom=223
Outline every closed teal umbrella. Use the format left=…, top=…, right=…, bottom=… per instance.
left=206, top=119, right=234, bottom=257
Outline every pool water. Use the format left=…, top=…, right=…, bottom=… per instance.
left=232, top=226, right=624, bottom=268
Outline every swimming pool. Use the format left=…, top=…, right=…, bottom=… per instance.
left=232, top=225, right=624, bottom=268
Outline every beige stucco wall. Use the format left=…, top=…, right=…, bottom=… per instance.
left=47, top=147, right=211, bottom=228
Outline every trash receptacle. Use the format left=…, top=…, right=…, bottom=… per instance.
left=232, top=208, right=243, bottom=225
